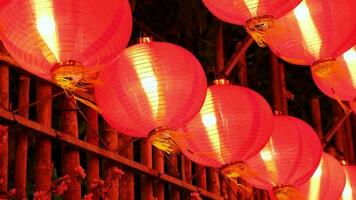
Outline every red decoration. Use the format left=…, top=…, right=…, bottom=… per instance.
left=0, top=0, right=132, bottom=90
left=95, top=41, right=207, bottom=152
left=202, top=0, right=301, bottom=25
left=178, top=82, right=273, bottom=168
left=266, top=0, right=356, bottom=65
left=341, top=166, right=356, bottom=200
left=299, top=153, right=346, bottom=200
left=312, top=46, right=356, bottom=101
left=245, top=115, right=322, bottom=199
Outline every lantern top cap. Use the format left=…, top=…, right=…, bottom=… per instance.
left=213, top=78, right=231, bottom=85
left=138, top=36, right=154, bottom=43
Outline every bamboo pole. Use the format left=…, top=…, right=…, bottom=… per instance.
left=34, top=80, right=52, bottom=196
left=141, top=139, right=153, bottom=200
left=220, top=175, right=229, bottom=199
left=153, top=148, right=164, bottom=200
left=310, top=98, right=323, bottom=139
left=119, top=134, right=134, bottom=200
left=60, top=95, right=81, bottom=200
left=102, top=122, right=119, bottom=199
left=167, top=155, right=181, bottom=200
left=85, top=108, right=99, bottom=198
left=0, top=65, right=9, bottom=191
left=14, top=74, right=30, bottom=199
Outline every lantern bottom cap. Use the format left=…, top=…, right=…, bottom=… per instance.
left=51, top=60, right=86, bottom=91
left=148, top=127, right=180, bottom=154
left=272, top=185, right=304, bottom=200
left=220, top=161, right=257, bottom=179
left=245, top=15, right=274, bottom=47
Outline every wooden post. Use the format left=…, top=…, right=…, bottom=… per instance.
left=0, top=65, right=9, bottom=191
left=102, top=122, right=119, bottom=199
left=220, top=175, right=229, bottom=200
left=167, top=155, right=181, bottom=200
left=195, top=164, right=207, bottom=190
left=332, top=101, right=347, bottom=156
left=343, top=117, right=355, bottom=161
left=14, top=74, right=30, bottom=199
left=310, top=98, right=323, bottom=138
left=85, top=108, right=99, bottom=198
left=269, top=51, right=282, bottom=114
left=216, top=22, right=225, bottom=73
left=60, top=96, right=81, bottom=200
left=181, top=155, right=192, bottom=199
left=153, top=148, right=164, bottom=200
left=278, top=63, right=288, bottom=114
left=207, top=168, right=220, bottom=195
left=141, top=139, right=153, bottom=200
left=119, top=134, right=134, bottom=200
left=34, top=80, right=52, bottom=196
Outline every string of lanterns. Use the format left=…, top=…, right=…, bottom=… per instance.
left=0, top=0, right=355, bottom=199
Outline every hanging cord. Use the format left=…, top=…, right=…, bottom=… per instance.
left=66, top=93, right=109, bottom=149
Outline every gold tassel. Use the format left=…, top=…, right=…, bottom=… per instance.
left=312, top=59, right=351, bottom=113
left=220, top=161, right=258, bottom=180
left=245, top=15, right=274, bottom=47
left=73, top=95, right=101, bottom=113
left=272, top=185, right=304, bottom=200
left=148, top=127, right=187, bottom=154
left=51, top=60, right=104, bottom=92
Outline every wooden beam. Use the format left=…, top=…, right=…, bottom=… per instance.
left=224, top=36, right=253, bottom=76
left=0, top=109, right=223, bottom=199
left=310, top=98, right=323, bottom=138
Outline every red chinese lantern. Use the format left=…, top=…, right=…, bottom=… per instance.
left=0, top=0, right=132, bottom=90
left=95, top=41, right=207, bottom=153
left=244, top=115, right=322, bottom=200
left=178, top=80, right=273, bottom=178
left=312, top=46, right=356, bottom=104
left=202, top=0, right=302, bottom=46
left=341, top=165, right=356, bottom=200
left=265, top=0, right=356, bottom=66
left=299, top=153, right=346, bottom=200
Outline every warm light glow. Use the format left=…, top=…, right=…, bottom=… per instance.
left=243, top=0, right=259, bottom=16
left=343, top=48, right=356, bottom=88
left=342, top=175, right=353, bottom=200
left=201, top=90, right=224, bottom=162
left=131, top=48, right=164, bottom=119
left=33, top=0, right=59, bottom=62
left=307, top=159, right=323, bottom=199
left=260, top=139, right=279, bottom=184
left=293, top=0, right=321, bottom=59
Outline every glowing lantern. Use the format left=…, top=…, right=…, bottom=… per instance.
left=265, top=0, right=356, bottom=66
left=341, top=166, right=356, bottom=200
left=244, top=115, right=322, bottom=200
left=202, top=0, right=302, bottom=46
left=0, top=0, right=132, bottom=90
left=312, top=46, right=356, bottom=109
left=95, top=41, right=207, bottom=154
left=178, top=80, right=273, bottom=178
left=299, top=153, right=346, bottom=200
